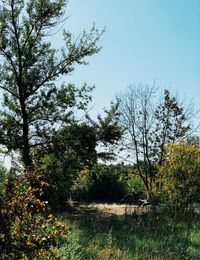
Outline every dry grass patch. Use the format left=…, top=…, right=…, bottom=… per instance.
left=80, top=203, right=151, bottom=216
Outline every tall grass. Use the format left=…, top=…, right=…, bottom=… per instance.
left=58, top=208, right=200, bottom=260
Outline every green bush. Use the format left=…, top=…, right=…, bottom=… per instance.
left=34, top=123, right=98, bottom=211
left=37, top=151, right=82, bottom=211
left=72, top=164, right=128, bottom=203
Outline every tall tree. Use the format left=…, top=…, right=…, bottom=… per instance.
left=119, top=84, right=157, bottom=198
left=0, top=0, right=103, bottom=168
left=119, top=84, right=191, bottom=198
left=153, top=89, right=190, bottom=166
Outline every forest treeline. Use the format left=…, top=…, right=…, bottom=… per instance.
left=0, top=0, right=199, bottom=258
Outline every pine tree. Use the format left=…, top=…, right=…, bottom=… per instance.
left=0, top=0, right=103, bottom=168
left=153, top=89, right=190, bottom=165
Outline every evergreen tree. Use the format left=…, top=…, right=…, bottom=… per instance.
left=153, top=89, right=190, bottom=165
left=0, top=0, right=103, bottom=168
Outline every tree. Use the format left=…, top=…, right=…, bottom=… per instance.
left=119, top=84, right=191, bottom=199
left=119, top=84, right=157, bottom=198
left=0, top=0, right=103, bottom=168
left=153, top=89, right=190, bottom=166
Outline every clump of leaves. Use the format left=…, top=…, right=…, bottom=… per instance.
left=71, top=164, right=127, bottom=203
left=0, top=170, right=67, bottom=259
left=156, top=142, right=200, bottom=214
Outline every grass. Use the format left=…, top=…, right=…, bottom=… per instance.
left=57, top=204, right=200, bottom=260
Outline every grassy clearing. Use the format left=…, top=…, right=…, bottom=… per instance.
left=58, top=205, right=200, bottom=260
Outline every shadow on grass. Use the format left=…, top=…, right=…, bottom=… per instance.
left=59, top=206, right=200, bottom=260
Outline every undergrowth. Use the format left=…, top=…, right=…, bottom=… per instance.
left=58, top=209, right=200, bottom=260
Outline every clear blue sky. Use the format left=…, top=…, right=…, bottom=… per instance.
left=53, top=0, right=200, bottom=118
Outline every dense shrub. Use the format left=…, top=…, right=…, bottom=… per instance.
left=72, top=164, right=129, bottom=203
left=0, top=170, right=67, bottom=259
left=155, top=142, right=200, bottom=213
left=37, top=150, right=82, bottom=211
left=33, top=123, right=99, bottom=211
left=33, top=120, right=123, bottom=210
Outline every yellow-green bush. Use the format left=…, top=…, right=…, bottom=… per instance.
left=156, top=142, right=200, bottom=212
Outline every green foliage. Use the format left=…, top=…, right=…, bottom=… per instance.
left=72, top=164, right=128, bottom=203
left=125, top=167, right=145, bottom=193
left=94, top=101, right=123, bottom=146
left=156, top=142, right=200, bottom=212
left=38, top=151, right=82, bottom=211
left=53, top=123, right=98, bottom=166
left=0, top=164, right=7, bottom=194
left=35, top=124, right=93, bottom=210
left=0, top=0, right=103, bottom=167
left=153, top=89, right=190, bottom=165
left=0, top=170, right=67, bottom=259
left=34, top=112, right=123, bottom=210
left=34, top=123, right=108, bottom=210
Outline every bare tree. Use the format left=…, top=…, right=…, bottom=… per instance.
left=119, top=84, right=157, bottom=198
left=119, top=84, right=192, bottom=200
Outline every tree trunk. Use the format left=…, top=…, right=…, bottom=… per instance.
left=20, top=97, right=33, bottom=168
left=22, top=119, right=32, bottom=168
